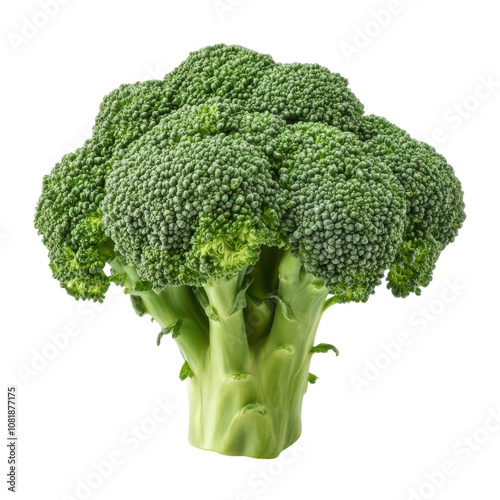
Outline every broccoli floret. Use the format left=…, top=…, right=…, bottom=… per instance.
left=34, top=140, right=112, bottom=301
left=103, top=108, right=285, bottom=287
left=359, top=115, right=466, bottom=296
left=269, top=122, right=407, bottom=303
left=34, top=44, right=465, bottom=458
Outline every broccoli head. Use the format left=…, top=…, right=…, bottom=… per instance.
left=35, top=44, right=465, bottom=458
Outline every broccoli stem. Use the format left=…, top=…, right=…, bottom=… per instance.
left=203, top=280, right=254, bottom=374
left=141, top=287, right=209, bottom=371
left=112, top=249, right=331, bottom=457
left=109, top=259, right=209, bottom=372
left=186, top=249, right=329, bottom=458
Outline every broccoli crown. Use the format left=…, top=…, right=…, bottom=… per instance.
left=34, top=44, right=465, bottom=302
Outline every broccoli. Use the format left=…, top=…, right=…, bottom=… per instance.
left=34, top=44, right=465, bottom=458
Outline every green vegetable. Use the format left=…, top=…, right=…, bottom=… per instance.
left=34, top=44, right=465, bottom=458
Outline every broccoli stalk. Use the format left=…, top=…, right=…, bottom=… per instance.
left=113, top=248, right=330, bottom=457
left=188, top=250, right=329, bottom=457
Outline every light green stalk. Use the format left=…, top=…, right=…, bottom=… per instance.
left=186, top=250, right=329, bottom=458
left=113, top=249, right=332, bottom=458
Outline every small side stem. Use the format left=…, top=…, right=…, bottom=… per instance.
left=109, top=259, right=209, bottom=374
left=203, top=269, right=253, bottom=374
left=322, top=295, right=341, bottom=312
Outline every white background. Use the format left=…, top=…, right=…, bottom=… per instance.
left=1, top=1, right=499, bottom=499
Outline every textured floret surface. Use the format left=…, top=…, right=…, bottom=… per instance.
left=35, top=44, right=465, bottom=302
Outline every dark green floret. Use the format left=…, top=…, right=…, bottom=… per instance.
left=35, top=44, right=465, bottom=458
